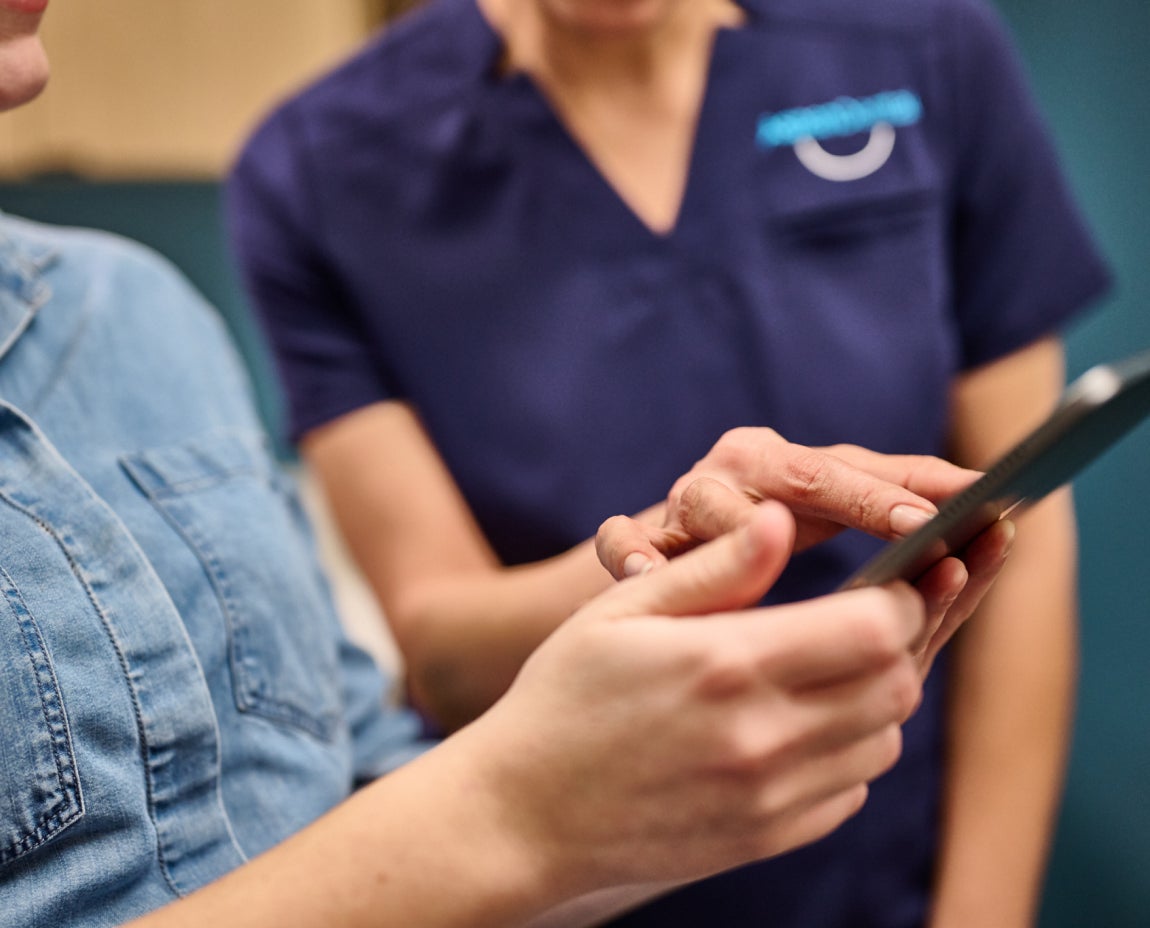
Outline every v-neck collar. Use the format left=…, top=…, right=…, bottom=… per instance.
left=469, top=0, right=759, bottom=244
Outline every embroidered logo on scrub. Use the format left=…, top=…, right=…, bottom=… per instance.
left=756, top=90, right=923, bottom=182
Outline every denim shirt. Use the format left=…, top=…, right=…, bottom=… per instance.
left=0, top=216, right=426, bottom=927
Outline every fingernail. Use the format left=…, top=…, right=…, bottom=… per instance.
left=999, top=519, right=1016, bottom=558
left=891, top=505, right=935, bottom=537
left=622, top=553, right=654, bottom=577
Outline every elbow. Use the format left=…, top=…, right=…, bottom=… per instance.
left=386, top=593, right=491, bottom=734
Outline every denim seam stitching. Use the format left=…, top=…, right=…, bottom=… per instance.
left=0, top=565, right=84, bottom=866
left=181, top=513, right=337, bottom=739
left=0, top=490, right=183, bottom=896
left=144, top=468, right=263, bottom=497
left=121, top=473, right=337, bottom=742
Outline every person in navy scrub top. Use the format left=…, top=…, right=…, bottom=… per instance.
left=228, top=1, right=1111, bottom=925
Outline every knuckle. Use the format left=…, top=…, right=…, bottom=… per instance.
left=716, top=727, right=772, bottom=778
left=694, top=644, right=759, bottom=702
left=668, top=472, right=695, bottom=498
left=874, top=724, right=905, bottom=777
left=694, top=663, right=788, bottom=779
left=667, top=472, right=699, bottom=511
left=751, top=783, right=788, bottom=825
left=852, top=482, right=888, bottom=527
left=675, top=477, right=739, bottom=535
left=715, top=427, right=776, bottom=465
left=713, top=717, right=786, bottom=781
left=594, top=515, right=631, bottom=561
left=595, top=513, right=630, bottom=538
left=710, top=429, right=745, bottom=467
left=844, top=600, right=905, bottom=664
left=884, top=660, right=922, bottom=721
left=822, top=442, right=854, bottom=458
left=783, top=448, right=832, bottom=501
left=748, top=754, right=809, bottom=824
left=676, top=477, right=706, bottom=519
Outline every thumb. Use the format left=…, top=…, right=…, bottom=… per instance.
left=585, top=502, right=796, bottom=622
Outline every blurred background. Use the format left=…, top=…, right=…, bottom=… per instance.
left=0, top=2, right=1145, bottom=925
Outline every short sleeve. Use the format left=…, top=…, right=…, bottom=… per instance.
left=227, top=108, right=394, bottom=444
left=336, top=635, right=437, bottom=784
left=944, top=0, right=1111, bottom=368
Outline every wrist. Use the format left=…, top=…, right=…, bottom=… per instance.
left=419, top=722, right=578, bottom=926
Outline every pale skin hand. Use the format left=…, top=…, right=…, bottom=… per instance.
left=125, top=506, right=947, bottom=928
left=305, top=407, right=982, bottom=732
left=475, top=504, right=928, bottom=895
left=597, top=426, right=984, bottom=577
left=598, top=342, right=1075, bottom=928
left=596, top=464, right=1015, bottom=681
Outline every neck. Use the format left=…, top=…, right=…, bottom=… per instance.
left=479, top=0, right=745, bottom=91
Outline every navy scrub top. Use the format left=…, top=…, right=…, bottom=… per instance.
left=228, top=0, right=1111, bottom=924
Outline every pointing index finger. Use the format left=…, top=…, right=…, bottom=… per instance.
left=754, top=441, right=941, bottom=540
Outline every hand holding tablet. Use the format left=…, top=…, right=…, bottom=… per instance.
left=843, top=348, right=1150, bottom=589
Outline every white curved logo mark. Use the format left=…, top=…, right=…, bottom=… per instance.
left=755, top=90, right=922, bottom=183
left=793, top=122, right=897, bottom=183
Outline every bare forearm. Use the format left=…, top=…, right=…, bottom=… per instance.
left=126, top=737, right=561, bottom=928
left=126, top=732, right=672, bottom=928
left=299, top=403, right=637, bottom=729
left=930, top=493, right=1077, bottom=927
left=396, top=537, right=621, bottom=730
left=523, top=884, right=680, bottom=928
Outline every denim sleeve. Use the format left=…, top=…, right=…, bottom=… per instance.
left=336, top=636, right=438, bottom=785
left=274, top=466, right=434, bottom=782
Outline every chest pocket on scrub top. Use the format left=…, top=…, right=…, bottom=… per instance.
left=763, top=178, right=944, bottom=339
left=120, top=429, right=342, bottom=741
left=769, top=185, right=938, bottom=246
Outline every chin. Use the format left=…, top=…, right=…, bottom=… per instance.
left=0, top=35, right=49, bottom=111
left=543, top=0, right=674, bottom=35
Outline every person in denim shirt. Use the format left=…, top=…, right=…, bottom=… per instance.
left=0, top=4, right=1011, bottom=926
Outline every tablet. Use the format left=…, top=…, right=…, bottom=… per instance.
left=841, top=348, right=1150, bottom=589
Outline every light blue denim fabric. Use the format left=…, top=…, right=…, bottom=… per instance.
left=0, top=215, right=428, bottom=927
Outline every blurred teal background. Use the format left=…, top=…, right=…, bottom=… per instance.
left=0, top=0, right=1146, bottom=922
left=994, top=1, right=1150, bottom=925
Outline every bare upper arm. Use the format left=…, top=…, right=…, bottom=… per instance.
left=947, top=336, right=1067, bottom=469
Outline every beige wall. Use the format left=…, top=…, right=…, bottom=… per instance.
left=0, top=1, right=379, bottom=179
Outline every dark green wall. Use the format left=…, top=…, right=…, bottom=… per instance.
left=991, top=2, right=1150, bottom=926
left=0, top=180, right=286, bottom=455
left=0, top=1, right=1146, bottom=920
